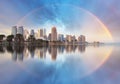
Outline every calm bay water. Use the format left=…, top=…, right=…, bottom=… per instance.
left=0, top=45, right=120, bottom=84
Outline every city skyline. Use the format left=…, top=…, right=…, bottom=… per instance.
left=0, top=1, right=120, bottom=84
left=10, top=25, right=87, bottom=44
left=0, top=24, right=117, bottom=44
left=0, top=0, right=120, bottom=42
left=2, top=45, right=86, bottom=62
left=0, top=19, right=114, bottom=43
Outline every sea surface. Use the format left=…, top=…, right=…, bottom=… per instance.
left=0, top=45, right=120, bottom=84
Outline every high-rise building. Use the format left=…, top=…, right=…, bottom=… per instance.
left=48, top=33, right=51, bottom=41
left=43, top=29, right=47, bottom=40
left=58, top=34, right=64, bottom=41
left=30, top=29, right=34, bottom=36
left=78, top=35, right=86, bottom=43
left=72, top=35, right=76, bottom=41
left=18, top=26, right=24, bottom=35
left=12, top=26, right=17, bottom=36
left=72, top=35, right=76, bottom=44
left=38, top=28, right=47, bottom=40
left=65, top=35, right=72, bottom=42
left=51, top=27, right=57, bottom=41
left=24, top=29, right=29, bottom=40
left=69, top=35, right=72, bottom=42
left=38, top=29, right=43, bottom=38
left=35, top=32, right=39, bottom=39
left=65, top=35, right=69, bottom=42
left=43, top=28, right=46, bottom=36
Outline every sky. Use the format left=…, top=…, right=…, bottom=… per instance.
left=0, top=0, right=120, bottom=42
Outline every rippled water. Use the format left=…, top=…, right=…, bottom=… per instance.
left=0, top=45, right=120, bottom=84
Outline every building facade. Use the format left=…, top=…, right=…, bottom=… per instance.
left=12, top=26, right=17, bottom=36
left=51, top=27, right=57, bottom=41
left=38, top=29, right=43, bottom=38
left=30, top=29, right=34, bottom=36
left=58, top=34, right=64, bottom=41
left=78, top=35, right=86, bottom=43
left=18, top=26, right=24, bottom=35
left=24, top=29, right=29, bottom=41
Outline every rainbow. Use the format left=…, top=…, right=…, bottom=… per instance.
left=17, top=4, right=114, bottom=42
left=16, top=4, right=114, bottom=78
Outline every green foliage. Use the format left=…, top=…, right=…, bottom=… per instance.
left=28, top=35, right=36, bottom=42
left=7, top=35, right=14, bottom=42
left=0, top=34, right=5, bottom=41
left=14, top=34, right=24, bottom=42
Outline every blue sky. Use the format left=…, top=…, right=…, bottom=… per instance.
left=0, top=0, right=120, bottom=42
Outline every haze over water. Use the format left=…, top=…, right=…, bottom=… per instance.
left=0, top=45, right=120, bottom=84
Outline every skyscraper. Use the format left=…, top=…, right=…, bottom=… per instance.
left=65, top=35, right=72, bottom=42
left=43, top=28, right=46, bottom=36
left=43, top=28, right=47, bottom=40
left=72, top=35, right=76, bottom=44
left=12, top=26, right=17, bottom=36
left=38, top=29, right=43, bottom=38
left=58, top=34, right=64, bottom=41
left=51, top=26, right=57, bottom=41
left=48, top=33, right=51, bottom=41
left=18, top=26, right=24, bottom=35
left=30, top=29, right=34, bottom=36
left=35, top=32, right=39, bottom=39
left=24, top=29, right=29, bottom=41
left=78, top=35, right=86, bottom=43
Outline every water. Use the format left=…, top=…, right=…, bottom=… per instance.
left=0, top=45, right=120, bottom=84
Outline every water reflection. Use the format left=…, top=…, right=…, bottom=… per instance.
left=51, top=46, right=57, bottom=61
left=6, top=46, right=14, bottom=53
left=78, top=45, right=86, bottom=53
left=0, top=46, right=5, bottom=53
left=28, top=46, right=35, bottom=58
left=0, top=45, right=86, bottom=62
left=0, top=45, right=116, bottom=84
left=12, top=46, right=24, bottom=61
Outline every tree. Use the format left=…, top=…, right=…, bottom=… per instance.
left=14, top=34, right=24, bottom=43
left=7, top=35, right=14, bottom=45
left=0, top=34, right=5, bottom=41
left=7, top=35, right=14, bottom=41
left=28, top=35, right=36, bottom=42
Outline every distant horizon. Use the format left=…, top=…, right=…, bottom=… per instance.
left=0, top=26, right=118, bottom=43
left=1, top=1, right=120, bottom=84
